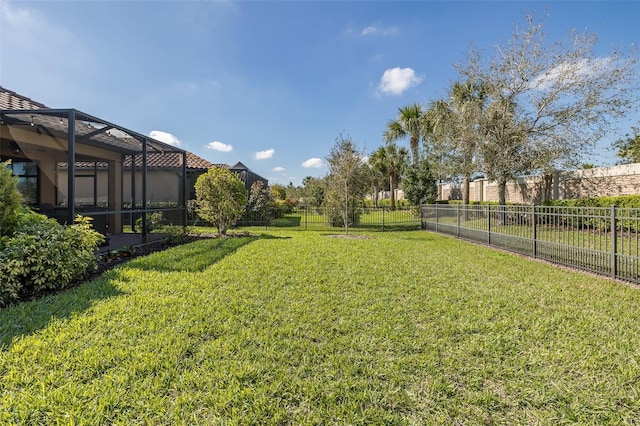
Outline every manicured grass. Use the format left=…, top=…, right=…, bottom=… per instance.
left=1, top=230, right=640, bottom=424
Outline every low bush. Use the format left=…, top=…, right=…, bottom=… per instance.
left=543, top=194, right=640, bottom=209
left=135, top=211, right=165, bottom=233
left=327, top=206, right=361, bottom=227
left=0, top=212, right=104, bottom=307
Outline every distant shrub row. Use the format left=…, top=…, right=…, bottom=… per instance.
left=542, top=195, right=640, bottom=209
left=437, top=195, right=640, bottom=209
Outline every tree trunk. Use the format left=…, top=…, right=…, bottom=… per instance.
left=390, top=174, right=396, bottom=211
left=462, top=174, right=470, bottom=205
left=542, top=173, right=553, bottom=202
left=410, top=135, right=419, bottom=165
left=498, top=175, right=507, bottom=206
left=462, top=174, right=471, bottom=221
left=498, top=175, right=508, bottom=225
left=373, top=182, right=380, bottom=208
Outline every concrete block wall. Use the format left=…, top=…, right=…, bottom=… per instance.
left=438, top=163, right=640, bottom=203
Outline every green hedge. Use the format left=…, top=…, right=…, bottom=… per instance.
left=0, top=211, right=104, bottom=307
left=543, top=195, right=640, bottom=209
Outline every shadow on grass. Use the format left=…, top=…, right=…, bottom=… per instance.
left=353, top=223, right=422, bottom=232
left=0, top=273, right=123, bottom=350
left=124, top=234, right=288, bottom=273
left=268, top=216, right=302, bottom=227
left=0, top=235, right=290, bottom=350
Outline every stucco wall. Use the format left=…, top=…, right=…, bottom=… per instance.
left=438, top=163, right=640, bottom=203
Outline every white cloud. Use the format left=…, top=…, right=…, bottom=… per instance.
left=377, top=67, right=422, bottom=95
left=531, top=57, right=613, bottom=91
left=255, top=149, right=275, bottom=160
left=272, top=166, right=286, bottom=172
left=302, top=158, right=324, bottom=168
left=207, top=141, right=233, bottom=152
left=149, top=130, right=181, bottom=147
left=362, top=25, right=398, bottom=36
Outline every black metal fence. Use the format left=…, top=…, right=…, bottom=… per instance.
left=421, top=204, right=640, bottom=283
left=236, top=206, right=422, bottom=231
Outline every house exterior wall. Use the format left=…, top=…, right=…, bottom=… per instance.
left=57, top=169, right=184, bottom=205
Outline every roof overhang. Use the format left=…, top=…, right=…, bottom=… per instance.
left=0, top=108, right=185, bottom=156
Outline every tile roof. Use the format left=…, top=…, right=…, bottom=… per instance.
left=0, top=86, right=48, bottom=110
left=122, top=151, right=227, bottom=170
left=63, top=154, right=228, bottom=171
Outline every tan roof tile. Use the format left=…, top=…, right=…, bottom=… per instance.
left=0, top=86, right=48, bottom=110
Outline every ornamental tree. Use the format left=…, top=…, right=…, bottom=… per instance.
left=194, top=167, right=247, bottom=235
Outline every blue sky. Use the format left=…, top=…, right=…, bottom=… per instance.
left=1, top=0, right=638, bottom=186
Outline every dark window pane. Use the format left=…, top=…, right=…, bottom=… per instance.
left=16, top=177, right=37, bottom=205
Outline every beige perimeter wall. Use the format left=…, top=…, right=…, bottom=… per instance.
left=438, top=163, right=640, bottom=203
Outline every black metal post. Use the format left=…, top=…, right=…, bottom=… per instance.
left=67, top=110, right=75, bottom=225
left=142, top=139, right=148, bottom=242
left=532, top=204, right=537, bottom=258
left=611, top=205, right=617, bottom=279
left=487, top=204, right=491, bottom=245
left=182, top=151, right=187, bottom=228
left=131, top=154, right=136, bottom=232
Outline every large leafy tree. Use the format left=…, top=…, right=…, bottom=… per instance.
left=324, top=134, right=369, bottom=234
left=371, top=142, right=410, bottom=210
left=383, top=103, right=425, bottom=165
left=613, top=124, right=640, bottom=164
left=194, top=167, right=247, bottom=235
left=426, top=81, right=487, bottom=205
left=457, top=12, right=639, bottom=205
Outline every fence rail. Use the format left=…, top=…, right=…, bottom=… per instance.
left=421, top=204, right=640, bottom=283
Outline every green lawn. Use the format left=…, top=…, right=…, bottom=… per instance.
left=1, top=230, right=640, bottom=424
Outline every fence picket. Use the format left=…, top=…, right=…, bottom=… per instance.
left=421, top=203, right=637, bottom=284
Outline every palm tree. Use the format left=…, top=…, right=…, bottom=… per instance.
left=368, top=148, right=388, bottom=208
left=426, top=81, right=487, bottom=205
left=383, top=103, right=425, bottom=165
left=372, top=143, right=410, bottom=210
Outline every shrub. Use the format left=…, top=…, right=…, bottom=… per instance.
left=195, top=168, right=247, bottom=235
left=0, top=213, right=104, bottom=307
left=0, top=161, right=22, bottom=237
left=327, top=206, right=361, bottom=227
left=162, top=225, right=190, bottom=245
left=135, top=211, right=165, bottom=233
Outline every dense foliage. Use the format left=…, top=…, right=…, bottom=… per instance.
left=0, top=161, right=21, bottom=236
left=402, top=158, right=438, bottom=205
left=612, top=124, right=640, bottom=164
left=323, top=135, right=370, bottom=231
left=194, top=167, right=247, bottom=235
left=0, top=163, right=104, bottom=307
left=0, top=213, right=104, bottom=306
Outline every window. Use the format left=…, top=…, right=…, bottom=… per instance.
left=5, top=160, right=38, bottom=205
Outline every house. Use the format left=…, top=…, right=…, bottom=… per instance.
left=229, top=161, right=268, bottom=193
left=56, top=152, right=228, bottom=206
left=1, top=87, right=189, bottom=237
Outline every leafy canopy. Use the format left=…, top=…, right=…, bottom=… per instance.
left=195, top=168, right=247, bottom=235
